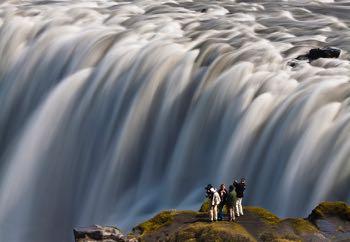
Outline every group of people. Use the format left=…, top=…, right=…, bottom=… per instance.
left=205, top=178, right=246, bottom=222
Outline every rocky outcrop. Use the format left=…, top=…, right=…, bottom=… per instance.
left=308, top=202, right=350, bottom=241
left=289, top=47, right=341, bottom=67
left=73, top=225, right=137, bottom=242
left=296, top=47, right=341, bottom=62
left=74, top=201, right=350, bottom=242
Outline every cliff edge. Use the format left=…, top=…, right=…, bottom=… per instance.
left=74, top=201, right=350, bottom=242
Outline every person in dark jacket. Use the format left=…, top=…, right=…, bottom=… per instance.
left=217, top=184, right=228, bottom=220
left=226, top=185, right=237, bottom=221
left=234, top=178, right=246, bottom=216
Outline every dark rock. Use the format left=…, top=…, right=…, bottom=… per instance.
left=307, top=202, right=350, bottom=241
left=289, top=47, right=341, bottom=67
left=289, top=61, right=297, bottom=67
left=296, top=47, right=341, bottom=62
left=73, top=225, right=137, bottom=242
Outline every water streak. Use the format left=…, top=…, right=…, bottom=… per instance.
left=0, top=0, right=350, bottom=241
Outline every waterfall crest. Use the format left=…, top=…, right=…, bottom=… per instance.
left=1, top=0, right=350, bottom=241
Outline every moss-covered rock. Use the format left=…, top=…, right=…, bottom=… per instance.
left=282, top=218, right=318, bottom=235
left=82, top=201, right=349, bottom=242
left=308, top=201, right=350, bottom=222
left=129, top=201, right=350, bottom=242
left=132, top=210, right=176, bottom=236
left=245, top=207, right=280, bottom=225
left=259, top=231, right=301, bottom=242
left=170, top=221, right=256, bottom=242
left=199, top=198, right=211, bottom=213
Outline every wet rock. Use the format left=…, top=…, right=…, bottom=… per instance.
left=308, top=201, right=350, bottom=222
left=73, top=225, right=137, bottom=242
left=288, top=47, right=341, bottom=67
left=308, top=202, right=350, bottom=241
left=296, top=47, right=341, bottom=62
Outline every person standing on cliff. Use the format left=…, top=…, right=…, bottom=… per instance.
left=226, top=185, right=237, bottom=221
left=234, top=178, right=246, bottom=217
left=217, top=184, right=228, bottom=221
left=205, top=185, right=221, bottom=222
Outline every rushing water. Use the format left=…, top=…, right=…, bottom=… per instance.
left=1, top=0, right=350, bottom=241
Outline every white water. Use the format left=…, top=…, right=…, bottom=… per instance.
left=0, top=0, right=350, bottom=241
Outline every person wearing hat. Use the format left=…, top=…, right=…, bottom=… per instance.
left=204, top=185, right=221, bottom=222
left=234, top=178, right=246, bottom=216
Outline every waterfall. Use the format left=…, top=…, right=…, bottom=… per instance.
left=1, top=0, right=350, bottom=241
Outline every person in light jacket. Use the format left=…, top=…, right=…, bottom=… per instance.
left=209, top=187, right=221, bottom=222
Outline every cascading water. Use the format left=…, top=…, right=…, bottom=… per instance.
left=0, top=0, right=350, bottom=241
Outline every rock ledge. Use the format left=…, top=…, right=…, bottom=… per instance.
left=74, top=225, right=137, bottom=242
left=74, top=201, right=350, bottom=242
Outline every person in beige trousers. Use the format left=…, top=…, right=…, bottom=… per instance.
left=234, top=178, right=246, bottom=217
left=226, top=185, right=237, bottom=221
left=209, top=187, right=221, bottom=222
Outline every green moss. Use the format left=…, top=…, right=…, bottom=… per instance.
left=308, top=201, right=350, bottom=222
left=170, top=221, right=256, bottom=242
left=131, top=202, right=350, bottom=241
left=133, top=211, right=176, bottom=236
left=281, top=233, right=301, bottom=241
left=199, top=199, right=211, bottom=212
left=274, top=239, right=300, bottom=242
left=282, top=218, right=318, bottom=234
left=176, top=210, right=201, bottom=216
left=245, top=207, right=280, bottom=225
left=259, top=231, right=300, bottom=242
left=259, top=231, right=279, bottom=242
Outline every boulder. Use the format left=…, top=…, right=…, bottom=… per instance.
left=73, top=225, right=137, bottom=242
left=289, top=47, right=341, bottom=67
left=296, top=47, right=341, bottom=62
left=307, top=202, right=350, bottom=241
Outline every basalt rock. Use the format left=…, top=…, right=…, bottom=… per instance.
left=289, top=47, right=341, bottom=67
left=296, top=47, right=341, bottom=62
left=73, top=225, right=137, bottom=242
